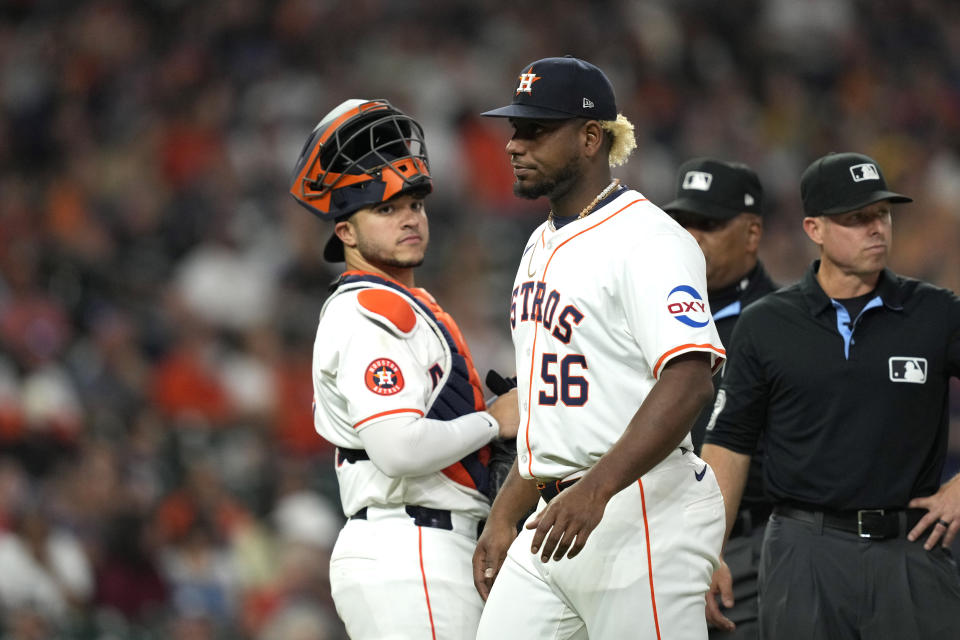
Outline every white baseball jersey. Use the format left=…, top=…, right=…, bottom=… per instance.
left=312, top=271, right=492, bottom=520
left=510, top=188, right=725, bottom=481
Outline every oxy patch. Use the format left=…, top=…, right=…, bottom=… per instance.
left=666, top=285, right=710, bottom=328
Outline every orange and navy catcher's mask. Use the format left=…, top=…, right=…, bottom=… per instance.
left=289, top=98, right=432, bottom=223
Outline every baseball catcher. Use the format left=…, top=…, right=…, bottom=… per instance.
left=291, top=98, right=520, bottom=639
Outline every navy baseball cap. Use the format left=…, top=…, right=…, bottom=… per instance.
left=801, top=152, right=912, bottom=216
left=663, top=158, right=764, bottom=221
left=481, top=56, right=617, bottom=121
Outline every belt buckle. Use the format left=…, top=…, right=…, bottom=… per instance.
left=857, top=509, right=885, bottom=538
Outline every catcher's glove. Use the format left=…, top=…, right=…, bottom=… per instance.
left=485, top=369, right=517, bottom=396
left=487, top=436, right=517, bottom=499
left=485, top=369, right=518, bottom=499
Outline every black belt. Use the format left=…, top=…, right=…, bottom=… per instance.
left=729, top=504, right=773, bottom=539
left=350, top=505, right=452, bottom=530
left=350, top=505, right=486, bottom=537
left=338, top=447, right=369, bottom=464
left=773, top=505, right=925, bottom=540
left=537, top=477, right=580, bottom=504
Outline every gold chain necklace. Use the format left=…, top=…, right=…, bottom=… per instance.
left=548, top=178, right=621, bottom=230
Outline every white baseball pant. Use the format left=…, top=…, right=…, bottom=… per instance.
left=330, top=506, right=484, bottom=639
left=477, top=451, right=725, bottom=639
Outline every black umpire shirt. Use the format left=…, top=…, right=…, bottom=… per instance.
left=705, top=261, right=960, bottom=510
left=692, top=262, right=776, bottom=512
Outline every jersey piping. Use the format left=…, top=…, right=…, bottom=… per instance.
left=353, top=407, right=425, bottom=429
left=652, top=343, right=726, bottom=379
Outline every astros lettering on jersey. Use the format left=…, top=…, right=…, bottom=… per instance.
left=511, top=188, right=725, bottom=482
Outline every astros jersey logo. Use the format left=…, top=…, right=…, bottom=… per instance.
left=666, top=285, right=710, bottom=328
left=365, top=358, right=405, bottom=395
left=516, top=69, right=541, bottom=94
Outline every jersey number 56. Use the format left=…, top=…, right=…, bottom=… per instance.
left=539, top=353, right=589, bottom=406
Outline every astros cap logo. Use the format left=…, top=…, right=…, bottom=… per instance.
left=365, top=358, right=405, bottom=395
left=516, top=68, right=541, bottom=94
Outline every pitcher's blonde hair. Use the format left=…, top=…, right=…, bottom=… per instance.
left=600, top=114, right=637, bottom=167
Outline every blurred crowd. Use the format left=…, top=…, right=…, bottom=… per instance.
left=1, top=0, right=959, bottom=637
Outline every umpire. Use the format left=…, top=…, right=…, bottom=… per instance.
left=663, top=158, right=776, bottom=638
left=702, top=151, right=960, bottom=639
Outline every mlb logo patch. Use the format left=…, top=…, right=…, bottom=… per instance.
left=888, top=357, right=927, bottom=384
left=850, top=163, right=880, bottom=182
left=682, top=171, right=713, bottom=192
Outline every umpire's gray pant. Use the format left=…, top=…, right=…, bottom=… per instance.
left=759, top=512, right=960, bottom=640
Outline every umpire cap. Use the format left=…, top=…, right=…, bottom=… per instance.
left=663, top=158, right=764, bottom=221
left=801, top=152, right=911, bottom=216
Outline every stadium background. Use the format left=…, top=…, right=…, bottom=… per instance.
left=0, top=0, right=958, bottom=638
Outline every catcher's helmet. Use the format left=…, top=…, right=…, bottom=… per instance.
left=289, top=99, right=432, bottom=262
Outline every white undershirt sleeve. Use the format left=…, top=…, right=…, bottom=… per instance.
left=358, top=411, right=499, bottom=478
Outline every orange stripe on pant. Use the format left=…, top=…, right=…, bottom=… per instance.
left=418, top=528, right=438, bottom=640
left=639, top=478, right=662, bottom=640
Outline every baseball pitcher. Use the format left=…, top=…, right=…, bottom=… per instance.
left=474, top=56, right=727, bottom=639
